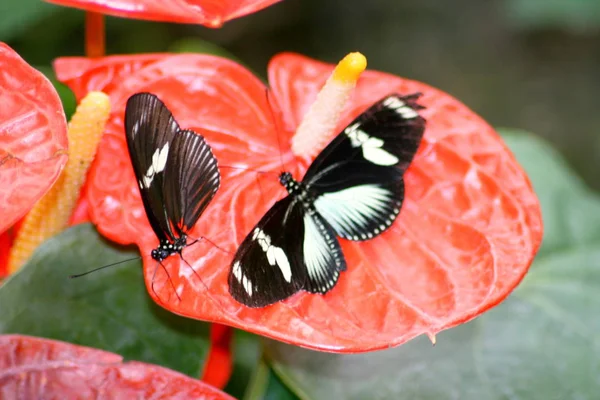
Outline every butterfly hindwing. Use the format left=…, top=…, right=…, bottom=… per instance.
left=229, top=197, right=307, bottom=308
left=305, top=93, right=425, bottom=241
left=163, top=129, right=220, bottom=236
left=301, top=210, right=346, bottom=294
left=312, top=169, right=405, bottom=241
left=125, top=93, right=180, bottom=242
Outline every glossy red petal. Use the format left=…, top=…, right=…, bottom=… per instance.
left=44, top=0, right=282, bottom=27
left=0, top=43, right=68, bottom=235
left=0, top=335, right=234, bottom=399
left=54, top=53, right=542, bottom=352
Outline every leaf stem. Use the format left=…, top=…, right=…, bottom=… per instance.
left=243, top=353, right=270, bottom=400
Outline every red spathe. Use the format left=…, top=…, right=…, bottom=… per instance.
left=53, top=52, right=543, bottom=352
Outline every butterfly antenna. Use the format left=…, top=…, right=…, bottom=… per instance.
left=265, top=89, right=286, bottom=174
left=69, top=256, right=142, bottom=278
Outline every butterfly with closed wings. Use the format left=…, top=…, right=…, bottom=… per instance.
left=229, top=92, right=426, bottom=308
left=125, top=92, right=221, bottom=267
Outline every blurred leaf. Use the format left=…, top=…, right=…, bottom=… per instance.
left=506, top=0, right=600, bottom=32
left=502, top=129, right=600, bottom=256
left=265, top=131, right=599, bottom=399
left=0, top=224, right=211, bottom=378
left=168, top=37, right=241, bottom=63
left=224, top=330, right=262, bottom=399
left=263, top=368, right=300, bottom=400
left=0, top=0, right=59, bottom=41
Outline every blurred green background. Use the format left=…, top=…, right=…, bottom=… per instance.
left=1, top=0, right=599, bottom=190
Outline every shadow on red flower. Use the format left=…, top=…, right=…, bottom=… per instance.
left=0, top=335, right=234, bottom=399
left=54, top=52, right=543, bottom=352
left=0, top=43, right=68, bottom=243
left=45, top=0, right=283, bottom=27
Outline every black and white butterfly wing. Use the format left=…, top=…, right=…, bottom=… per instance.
left=303, top=93, right=425, bottom=179
left=163, top=129, right=220, bottom=236
left=125, top=92, right=180, bottom=242
left=304, top=93, right=426, bottom=241
left=229, top=196, right=346, bottom=307
left=301, top=209, right=346, bottom=294
left=229, top=197, right=306, bottom=307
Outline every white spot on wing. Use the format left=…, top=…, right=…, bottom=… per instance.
left=252, top=228, right=292, bottom=282
left=232, top=261, right=242, bottom=282
left=143, top=142, right=170, bottom=187
left=242, top=274, right=253, bottom=296
left=382, top=96, right=419, bottom=119
left=344, top=124, right=399, bottom=166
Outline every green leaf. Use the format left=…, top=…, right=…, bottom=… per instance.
left=263, top=368, right=300, bottom=400
left=0, top=0, right=59, bottom=41
left=266, top=131, right=600, bottom=399
left=501, top=129, right=600, bottom=257
left=225, top=331, right=262, bottom=399
left=224, top=331, right=298, bottom=400
left=0, top=224, right=210, bottom=377
left=169, top=38, right=238, bottom=60
left=506, top=0, right=600, bottom=32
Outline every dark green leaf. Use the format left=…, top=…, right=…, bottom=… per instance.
left=263, top=367, right=300, bottom=400
left=0, top=0, right=59, bottom=41
left=266, top=131, right=599, bottom=399
left=506, top=0, right=600, bottom=32
left=225, top=330, right=262, bottom=399
left=169, top=38, right=238, bottom=60
left=0, top=224, right=210, bottom=377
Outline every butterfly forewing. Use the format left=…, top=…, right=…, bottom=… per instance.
left=163, top=129, right=220, bottom=235
left=125, top=93, right=181, bottom=242
left=303, top=93, right=425, bottom=182
left=305, top=93, right=425, bottom=241
left=229, top=197, right=307, bottom=307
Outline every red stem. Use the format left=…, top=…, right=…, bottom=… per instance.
left=202, top=324, right=234, bottom=388
left=85, top=12, right=105, bottom=58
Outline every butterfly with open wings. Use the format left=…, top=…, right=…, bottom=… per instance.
left=229, top=93, right=426, bottom=307
left=125, top=92, right=220, bottom=263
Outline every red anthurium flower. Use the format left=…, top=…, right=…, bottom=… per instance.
left=0, top=335, right=234, bottom=399
left=54, top=52, right=542, bottom=352
left=0, top=44, right=68, bottom=242
left=45, top=0, right=283, bottom=27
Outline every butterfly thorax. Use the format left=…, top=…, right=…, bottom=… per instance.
left=151, top=236, right=187, bottom=261
left=279, top=171, right=316, bottom=209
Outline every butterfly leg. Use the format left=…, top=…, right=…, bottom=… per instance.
left=177, top=251, right=211, bottom=294
left=186, top=235, right=232, bottom=256
left=151, top=260, right=181, bottom=302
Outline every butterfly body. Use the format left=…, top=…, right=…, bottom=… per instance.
left=279, top=171, right=316, bottom=208
left=229, top=93, right=426, bottom=308
left=151, top=237, right=188, bottom=262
